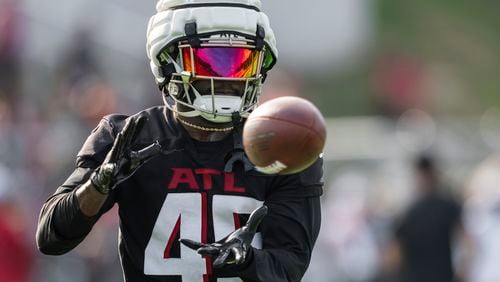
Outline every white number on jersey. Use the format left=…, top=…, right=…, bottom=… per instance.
left=144, top=193, right=263, bottom=281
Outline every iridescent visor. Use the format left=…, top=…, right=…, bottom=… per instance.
left=182, top=47, right=261, bottom=78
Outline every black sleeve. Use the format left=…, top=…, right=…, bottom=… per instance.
left=36, top=116, right=124, bottom=255
left=239, top=158, right=323, bottom=282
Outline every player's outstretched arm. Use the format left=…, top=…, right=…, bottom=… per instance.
left=181, top=197, right=320, bottom=282
left=37, top=115, right=161, bottom=255
left=180, top=159, right=323, bottom=282
left=89, top=115, right=161, bottom=195
left=230, top=160, right=323, bottom=281
left=78, top=115, right=160, bottom=216
left=238, top=195, right=321, bottom=282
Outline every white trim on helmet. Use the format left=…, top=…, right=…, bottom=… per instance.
left=156, top=0, right=263, bottom=11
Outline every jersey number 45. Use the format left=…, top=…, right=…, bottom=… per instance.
left=144, top=193, right=262, bottom=281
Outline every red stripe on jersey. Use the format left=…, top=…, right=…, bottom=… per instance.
left=201, top=193, right=213, bottom=279
left=201, top=193, right=208, bottom=244
left=163, top=215, right=181, bottom=259
left=233, top=213, right=242, bottom=229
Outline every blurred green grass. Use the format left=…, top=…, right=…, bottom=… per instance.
left=310, top=1, right=500, bottom=117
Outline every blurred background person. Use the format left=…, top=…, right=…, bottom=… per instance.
left=463, top=156, right=500, bottom=282
left=0, top=0, right=22, bottom=117
left=389, top=155, right=464, bottom=282
left=0, top=165, right=34, bottom=282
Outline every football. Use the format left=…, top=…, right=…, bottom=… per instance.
left=243, top=96, right=327, bottom=175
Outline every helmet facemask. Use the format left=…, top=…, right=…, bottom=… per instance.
left=158, top=33, right=274, bottom=123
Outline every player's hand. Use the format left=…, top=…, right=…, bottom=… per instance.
left=90, top=115, right=162, bottom=194
left=180, top=205, right=267, bottom=268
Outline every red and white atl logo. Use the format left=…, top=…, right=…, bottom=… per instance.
left=167, top=168, right=245, bottom=193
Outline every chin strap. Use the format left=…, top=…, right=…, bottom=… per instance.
left=224, top=112, right=254, bottom=173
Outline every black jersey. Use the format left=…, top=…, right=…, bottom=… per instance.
left=396, top=193, right=462, bottom=282
left=36, top=106, right=323, bottom=282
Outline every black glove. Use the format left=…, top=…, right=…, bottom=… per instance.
left=180, top=205, right=268, bottom=268
left=90, top=115, right=162, bottom=194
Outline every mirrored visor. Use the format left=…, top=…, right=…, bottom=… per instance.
left=182, top=47, right=261, bottom=78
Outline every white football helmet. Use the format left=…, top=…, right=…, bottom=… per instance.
left=146, top=0, right=278, bottom=123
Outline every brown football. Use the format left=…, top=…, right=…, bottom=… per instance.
left=243, top=96, right=326, bottom=175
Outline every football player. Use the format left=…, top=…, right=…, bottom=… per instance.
left=36, top=0, right=323, bottom=281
